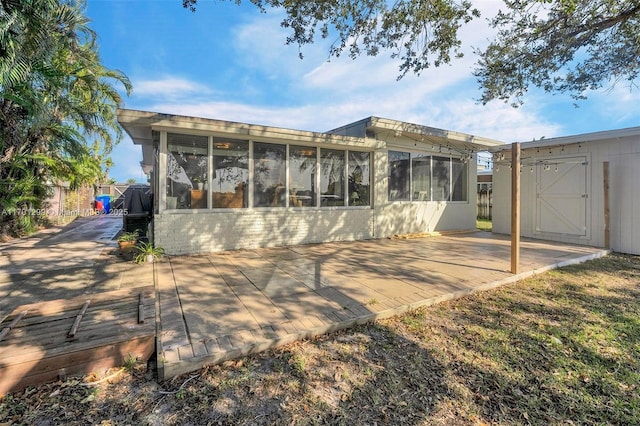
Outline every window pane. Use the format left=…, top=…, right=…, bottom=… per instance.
left=388, top=151, right=410, bottom=201
left=432, top=156, right=450, bottom=201
left=451, top=158, right=468, bottom=201
left=253, top=142, right=286, bottom=207
left=213, top=139, right=248, bottom=208
left=320, top=149, right=345, bottom=206
left=289, top=146, right=317, bottom=207
left=166, top=133, right=208, bottom=210
left=348, top=151, right=370, bottom=206
left=411, top=153, right=431, bottom=201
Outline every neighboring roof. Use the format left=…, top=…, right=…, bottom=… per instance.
left=329, top=116, right=506, bottom=150
left=491, top=126, right=640, bottom=152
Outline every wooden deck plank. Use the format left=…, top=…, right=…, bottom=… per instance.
left=0, top=304, right=154, bottom=353
left=4, top=294, right=152, bottom=328
left=0, top=311, right=155, bottom=357
left=0, top=304, right=153, bottom=353
left=0, top=335, right=154, bottom=395
left=0, top=287, right=156, bottom=385
left=0, top=310, right=27, bottom=342
left=0, top=322, right=155, bottom=364
left=1, top=334, right=155, bottom=382
left=1, top=287, right=153, bottom=320
left=67, top=300, right=91, bottom=338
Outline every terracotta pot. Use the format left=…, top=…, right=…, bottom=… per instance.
left=118, top=240, right=136, bottom=254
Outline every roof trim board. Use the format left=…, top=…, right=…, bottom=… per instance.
left=491, top=126, right=640, bottom=152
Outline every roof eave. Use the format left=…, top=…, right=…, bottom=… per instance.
left=367, top=116, right=506, bottom=149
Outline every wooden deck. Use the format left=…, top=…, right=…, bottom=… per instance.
left=0, top=286, right=155, bottom=395
left=156, top=233, right=610, bottom=380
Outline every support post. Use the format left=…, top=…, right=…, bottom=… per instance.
left=511, top=142, right=521, bottom=274
left=603, top=161, right=610, bottom=249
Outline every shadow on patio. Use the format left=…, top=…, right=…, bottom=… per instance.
left=156, top=232, right=608, bottom=379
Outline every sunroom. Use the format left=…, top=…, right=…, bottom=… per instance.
left=118, top=110, right=503, bottom=255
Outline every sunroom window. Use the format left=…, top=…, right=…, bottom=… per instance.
left=253, top=142, right=286, bottom=207
left=289, top=146, right=317, bottom=207
left=451, top=158, right=468, bottom=201
left=320, top=149, right=345, bottom=206
left=213, top=139, right=248, bottom=208
left=348, top=151, right=370, bottom=206
left=432, top=156, right=450, bottom=201
left=411, top=153, right=431, bottom=201
left=162, top=132, right=373, bottom=210
left=388, top=151, right=410, bottom=201
left=166, top=133, right=209, bottom=210
left=387, top=150, right=468, bottom=202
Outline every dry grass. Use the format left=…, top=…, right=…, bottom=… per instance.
left=2, top=253, right=639, bottom=425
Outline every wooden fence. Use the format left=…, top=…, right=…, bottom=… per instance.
left=477, top=188, right=492, bottom=219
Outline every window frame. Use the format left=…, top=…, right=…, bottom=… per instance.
left=387, top=149, right=469, bottom=203
left=160, top=130, right=373, bottom=211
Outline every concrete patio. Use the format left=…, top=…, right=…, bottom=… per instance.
left=155, top=232, right=609, bottom=379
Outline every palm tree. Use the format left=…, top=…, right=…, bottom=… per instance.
left=0, top=0, right=131, bottom=235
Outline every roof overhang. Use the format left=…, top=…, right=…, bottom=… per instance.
left=490, top=126, right=640, bottom=153
left=331, top=116, right=506, bottom=151
left=117, top=109, right=385, bottom=173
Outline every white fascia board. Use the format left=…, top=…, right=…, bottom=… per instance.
left=367, top=116, right=505, bottom=149
left=118, top=108, right=384, bottom=150
left=491, top=126, right=640, bottom=152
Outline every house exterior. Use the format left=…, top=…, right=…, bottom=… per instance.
left=117, top=109, right=503, bottom=255
left=491, top=126, right=640, bottom=255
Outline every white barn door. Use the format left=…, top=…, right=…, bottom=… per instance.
left=535, top=156, right=588, bottom=236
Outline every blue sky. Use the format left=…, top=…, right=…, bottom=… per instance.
left=86, top=0, right=640, bottom=182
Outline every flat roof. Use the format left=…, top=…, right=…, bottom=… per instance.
left=117, top=109, right=380, bottom=148
left=491, top=126, right=640, bottom=152
left=329, top=116, right=506, bottom=149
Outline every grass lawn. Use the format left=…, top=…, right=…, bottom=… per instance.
left=477, top=218, right=492, bottom=231
left=2, top=254, right=639, bottom=424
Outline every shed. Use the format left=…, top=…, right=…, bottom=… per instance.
left=491, top=126, right=640, bottom=255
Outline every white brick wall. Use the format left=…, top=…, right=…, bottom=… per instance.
left=154, top=201, right=477, bottom=255
left=154, top=208, right=375, bottom=255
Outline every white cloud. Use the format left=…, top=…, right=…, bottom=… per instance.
left=231, top=11, right=323, bottom=78
left=146, top=100, right=321, bottom=131
left=125, top=1, right=573, bottom=146
left=590, top=83, right=640, bottom=127
left=133, top=77, right=213, bottom=98
left=141, top=78, right=560, bottom=145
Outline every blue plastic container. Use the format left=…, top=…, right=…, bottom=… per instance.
left=95, top=195, right=111, bottom=214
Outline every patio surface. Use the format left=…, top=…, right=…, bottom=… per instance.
left=156, top=232, right=609, bottom=379
left=0, top=216, right=152, bottom=321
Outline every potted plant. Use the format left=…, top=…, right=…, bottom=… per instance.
left=117, top=230, right=139, bottom=255
left=134, top=241, right=165, bottom=264
left=193, top=177, right=204, bottom=191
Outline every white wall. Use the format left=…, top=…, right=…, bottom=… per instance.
left=154, top=208, right=375, bottom=255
